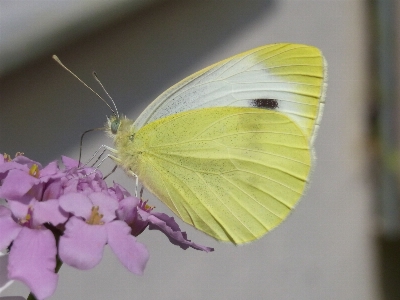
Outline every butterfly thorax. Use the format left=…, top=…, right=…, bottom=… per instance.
left=106, top=116, right=140, bottom=174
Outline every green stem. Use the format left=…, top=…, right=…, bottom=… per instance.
left=27, top=292, right=38, bottom=300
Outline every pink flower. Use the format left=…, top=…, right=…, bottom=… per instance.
left=1, top=153, right=213, bottom=299
left=139, top=209, right=214, bottom=252
left=0, top=154, right=66, bottom=300
left=0, top=206, right=58, bottom=300
left=58, top=192, right=149, bottom=274
left=0, top=155, right=62, bottom=204
left=116, top=194, right=214, bottom=252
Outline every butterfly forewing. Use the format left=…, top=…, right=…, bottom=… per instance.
left=133, top=43, right=326, bottom=144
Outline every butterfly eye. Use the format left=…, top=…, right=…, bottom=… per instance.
left=110, top=119, right=121, bottom=134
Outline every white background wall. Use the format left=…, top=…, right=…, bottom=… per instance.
left=0, top=1, right=378, bottom=299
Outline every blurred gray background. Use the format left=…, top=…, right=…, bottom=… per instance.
left=1, top=0, right=399, bottom=299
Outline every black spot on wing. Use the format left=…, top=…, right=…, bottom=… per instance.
left=252, top=99, right=279, bottom=110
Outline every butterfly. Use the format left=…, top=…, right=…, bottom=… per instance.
left=57, top=43, right=327, bottom=244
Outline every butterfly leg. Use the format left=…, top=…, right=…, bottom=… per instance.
left=82, top=145, right=118, bottom=167
left=94, top=153, right=120, bottom=169
left=83, top=151, right=120, bottom=178
left=127, top=170, right=139, bottom=197
left=105, top=155, right=139, bottom=197
left=103, top=165, right=118, bottom=180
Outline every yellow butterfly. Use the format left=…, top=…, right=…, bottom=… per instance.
left=58, top=43, right=327, bottom=244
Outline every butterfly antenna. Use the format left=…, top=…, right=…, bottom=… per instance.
left=52, top=55, right=116, bottom=115
left=92, top=72, right=119, bottom=118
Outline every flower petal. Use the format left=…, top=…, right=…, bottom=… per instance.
left=6, top=195, right=34, bottom=220
left=8, top=227, right=58, bottom=300
left=33, top=199, right=68, bottom=226
left=61, top=156, right=79, bottom=169
left=116, top=196, right=139, bottom=224
left=59, top=217, right=107, bottom=270
left=140, top=211, right=214, bottom=252
left=88, top=193, right=118, bottom=223
left=62, top=177, right=79, bottom=194
left=0, top=162, right=28, bottom=179
left=0, top=170, right=39, bottom=200
left=39, top=161, right=59, bottom=180
left=109, top=183, right=131, bottom=201
left=106, top=221, right=149, bottom=275
left=0, top=207, right=22, bottom=251
left=0, top=156, right=41, bottom=177
left=59, top=193, right=92, bottom=219
left=13, top=156, right=42, bottom=169
left=87, top=174, right=107, bottom=192
left=42, top=179, right=64, bottom=201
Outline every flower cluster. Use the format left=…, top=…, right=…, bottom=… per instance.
left=0, top=153, right=213, bottom=299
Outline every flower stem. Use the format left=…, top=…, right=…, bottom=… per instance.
left=27, top=293, right=38, bottom=300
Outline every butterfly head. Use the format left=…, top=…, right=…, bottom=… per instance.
left=106, top=114, right=135, bottom=141
left=108, top=114, right=121, bottom=135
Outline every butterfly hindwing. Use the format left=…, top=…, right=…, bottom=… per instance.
left=130, top=107, right=311, bottom=244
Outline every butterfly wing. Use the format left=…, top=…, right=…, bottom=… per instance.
left=133, top=43, right=326, bottom=144
left=120, top=43, right=326, bottom=244
left=131, top=107, right=311, bottom=244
